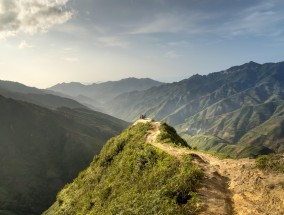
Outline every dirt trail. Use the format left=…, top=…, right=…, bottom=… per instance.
left=138, top=119, right=284, bottom=215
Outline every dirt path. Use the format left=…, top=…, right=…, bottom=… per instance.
left=139, top=120, right=284, bottom=215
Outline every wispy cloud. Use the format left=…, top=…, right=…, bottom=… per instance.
left=130, top=13, right=187, bottom=34
left=95, top=36, right=129, bottom=48
left=165, top=50, right=181, bottom=59
left=62, top=57, right=79, bottom=62
left=0, top=0, right=73, bottom=39
left=18, top=40, right=33, bottom=49
left=223, top=1, right=284, bottom=37
left=63, top=47, right=74, bottom=52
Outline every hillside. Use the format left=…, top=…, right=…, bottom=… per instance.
left=44, top=120, right=203, bottom=215
left=106, top=61, right=284, bottom=157
left=44, top=119, right=284, bottom=215
left=0, top=80, right=87, bottom=110
left=47, top=78, right=164, bottom=108
left=0, top=96, right=128, bottom=215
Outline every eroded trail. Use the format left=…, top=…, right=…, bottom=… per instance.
left=139, top=120, right=284, bottom=215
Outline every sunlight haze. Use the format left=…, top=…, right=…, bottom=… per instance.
left=1, top=0, right=284, bottom=88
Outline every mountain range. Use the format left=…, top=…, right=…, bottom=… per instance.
left=2, top=61, right=284, bottom=214
left=0, top=80, right=87, bottom=110
left=47, top=78, right=164, bottom=110
left=105, top=61, right=284, bottom=157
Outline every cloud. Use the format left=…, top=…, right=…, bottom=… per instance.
left=165, top=50, right=181, bottom=59
left=18, top=40, right=33, bottom=49
left=0, top=0, right=73, bottom=39
left=201, top=0, right=284, bottom=39
left=62, top=47, right=74, bottom=52
left=62, top=57, right=78, bottom=62
left=130, top=13, right=187, bottom=34
left=223, top=1, right=284, bottom=37
left=95, top=36, right=129, bottom=48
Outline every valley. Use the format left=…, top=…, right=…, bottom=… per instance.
left=1, top=61, right=284, bottom=215
left=2, top=1, right=284, bottom=214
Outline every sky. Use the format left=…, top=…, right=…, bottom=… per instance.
left=1, top=0, right=284, bottom=88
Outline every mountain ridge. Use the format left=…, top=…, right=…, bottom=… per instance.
left=105, top=61, right=284, bottom=157
left=44, top=120, right=204, bottom=215
left=47, top=77, right=164, bottom=109
left=0, top=80, right=88, bottom=110
left=44, top=119, right=284, bottom=215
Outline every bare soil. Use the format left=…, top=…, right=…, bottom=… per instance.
left=137, top=119, right=284, bottom=215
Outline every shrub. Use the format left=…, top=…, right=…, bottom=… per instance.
left=158, top=123, right=188, bottom=147
left=256, top=154, right=284, bottom=173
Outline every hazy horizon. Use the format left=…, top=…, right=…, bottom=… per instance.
left=1, top=0, right=284, bottom=88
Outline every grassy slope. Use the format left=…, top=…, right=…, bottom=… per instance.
left=0, top=96, right=128, bottom=215
left=183, top=101, right=284, bottom=158
left=256, top=154, right=284, bottom=173
left=44, top=122, right=203, bottom=215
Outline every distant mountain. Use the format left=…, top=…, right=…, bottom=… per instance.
left=47, top=78, right=164, bottom=108
left=0, top=80, right=44, bottom=94
left=44, top=121, right=203, bottom=215
left=106, top=61, right=284, bottom=157
left=0, top=80, right=87, bottom=110
left=0, top=96, right=128, bottom=215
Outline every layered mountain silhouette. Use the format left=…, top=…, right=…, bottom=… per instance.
left=105, top=61, right=284, bottom=157
left=0, top=80, right=87, bottom=110
left=47, top=78, right=164, bottom=110
left=0, top=95, right=128, bottom=215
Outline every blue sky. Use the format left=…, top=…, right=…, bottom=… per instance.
left=1, top=0, right=284, bottom=88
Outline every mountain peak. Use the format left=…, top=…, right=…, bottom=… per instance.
left=247, top=60, right=259, bottom=65
left=44, top=120, right=202, bottom=214
left=44, top=118, right=284, bottom=215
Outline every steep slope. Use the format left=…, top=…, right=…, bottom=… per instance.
left=0, top=80, right=87, bottom=110
left=106, top=61, right=284, bottom=156
left=145, top=120, right=284, bottom=215
left=44, top=121, right=203, bottom=215
left=48, top=78, right=164, bottom=107
left=0, top=96, right=128, bottom=215
left=45, top=119, right=284, bottom=215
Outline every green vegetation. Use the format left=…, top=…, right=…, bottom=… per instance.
left=44, top=122, right=203, bottom=215
left=158, top=122, right=188, bottom=147
left=0, top=96, right=128, bottom=215
left=183, top=133, right=276, bottom=159
left=256, top=154, right=284, bottom=173
left=106, top=61, right=284, bottom=157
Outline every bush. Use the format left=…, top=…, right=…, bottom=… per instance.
left=256, top=154, right=284, bottom=173
left=158, top=123, right=188, bottom=147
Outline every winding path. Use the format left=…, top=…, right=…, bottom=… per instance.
left=136, top=119, right=284, bottom=215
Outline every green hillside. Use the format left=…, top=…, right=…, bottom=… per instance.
left=0, top=96, right=128, bottom=215
left=106, top=61, right=284, bottom=157
left=44, top=122, right=203, bottom=215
